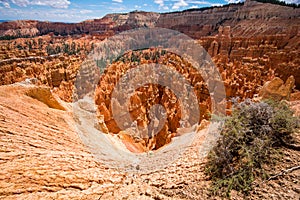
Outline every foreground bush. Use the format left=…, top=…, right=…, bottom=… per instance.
left=206, top=99, right=299, bottom=197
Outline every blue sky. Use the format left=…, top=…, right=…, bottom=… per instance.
left=0, top=0, right=298, bottom=22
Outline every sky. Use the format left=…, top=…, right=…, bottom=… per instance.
left=0, top=0, right=299, bottom=22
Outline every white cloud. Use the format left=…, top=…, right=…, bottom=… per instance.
left=211, top=3, right=223, bottom=6
left=224, top=0, right=243, bottom=3
left=225, top=0, right=298, bottom=3
left=172, top=0, right=188, bottom=10
left=11, top=0, right=29, bottom=7
left=281, top=0, right=300, bottom=3
left=79, top=9, right=93, bottom=14
left=134, top=5, right=141, bottom=9
left=0, top=0, right=10, bottom=8
left=112, top=0, right=123, bottom=3
left=0, top=6, right=100, bottom=22
left=108, top=5, right=126, bottom=12
left=154, top=0, right=169, bottom=10
left=8, top=0, right=70, bottom=8
left=154, top=0, right=166, bottom=9
left=187, top=0, right=210, bottom=5
left=32, top=0, right=71, bottom=8
left=189, top=5, right=198, bottom=8
left=224, top=0, right=299, bottom=4
left=3, top=2, right=9, bottom=7
left=154, top=0, right=164, bottom=7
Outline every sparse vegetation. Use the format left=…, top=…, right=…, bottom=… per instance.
left=46, top=42, right=81, bottom=55
left=0, top=34, right=31, bottom=40
left=206, top=99, right=299, bottom=197
left=255, top=0, right=300, bottom=8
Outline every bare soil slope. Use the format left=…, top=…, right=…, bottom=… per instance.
left=0, top=84, right=299, bottom=199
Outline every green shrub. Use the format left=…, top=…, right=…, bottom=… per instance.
left=206, top=99, right=299, bottom=197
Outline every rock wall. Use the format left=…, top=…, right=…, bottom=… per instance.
left=199, top=25, right=300, bottom=95
left=0, top=50, right=82, bottom=102
left=0, top=11, right=160, bottom=37
left=0, top=20, right=39, bottom=37
left=157, top=0, right=300, bottom=38
left=1, top=1, right=299, bottom=39
left=94, top=49, right=211, bottom=152
left=0, top=83, right=223, bottom=199
left=0, top=36, right=94, bottom=102
left=259, top=76, right=295, bottom=101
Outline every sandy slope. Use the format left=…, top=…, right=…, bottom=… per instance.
left=0, top=83, right=299, bottom=199
left=0, top=84, right=214, bottom=199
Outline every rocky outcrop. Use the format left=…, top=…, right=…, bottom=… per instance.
left=1, top=84, right=299, bottom=199
left=0, top=20, right=39, bottom=37
left=157, top=0, right=300, bottom=38
left=0, top=36, right=88, bottom=102
left=0, top=53, right=82, bottom=102
left=0, top=83, right=219, bottom=199
left=25, top=86, right=66, bottom=110
left=1, top=1, right=299, bottom=39
left=0, top=1, right=299, bottom=102
left=198, top=23, right=300, bottom=96
left=0, top=1, right=299, bottom=199
left=0, top=11, right=160, bottom=38
left=259, top=76, right=295, bottom=101
left=94, top=49, right=211, bottom=152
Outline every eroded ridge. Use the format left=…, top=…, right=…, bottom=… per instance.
left=95, top=49, right=212, bottom=152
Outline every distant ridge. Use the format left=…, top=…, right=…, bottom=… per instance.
left=163, top=2, right=244, bottom=14
left=255, top=0, right=300, bottom=8
left=0, top=0, right=299, bottom=39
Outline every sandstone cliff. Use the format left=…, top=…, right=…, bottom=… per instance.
left=0, top=1, right=299, bottom=39
left=157, top=0, right=300, bottom=38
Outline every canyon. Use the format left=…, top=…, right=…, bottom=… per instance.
left=0, top=0, right=299, bottom=91
left=0, top=0, right=299, bottom=199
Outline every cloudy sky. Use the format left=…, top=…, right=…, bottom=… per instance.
left=0, top=0, right=298, bottom=22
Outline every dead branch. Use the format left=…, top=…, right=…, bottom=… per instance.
left=267, top=165, right=300, bottom=181
left=279, top=137, right=300, bottom=151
